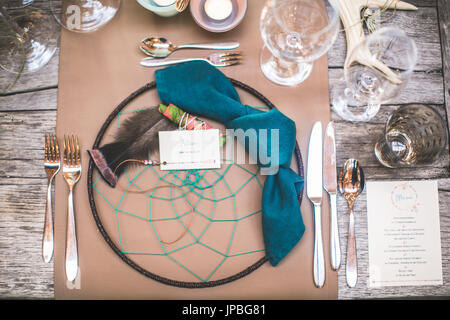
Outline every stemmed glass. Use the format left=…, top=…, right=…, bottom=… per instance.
left=0, top=0, right=58, bottom=74
left=332, top=27, right=418, bottom=122
left=50, top=0, right=122, bottom=33
left=259, top=0, right=339, bottom=86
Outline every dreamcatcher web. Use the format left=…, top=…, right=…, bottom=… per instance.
left=92, top=106, right=269, bottom=283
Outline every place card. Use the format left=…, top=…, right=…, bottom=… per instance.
left=159, top=129, right=221, bottom=171
left=367, top=180, right=443, bottom=287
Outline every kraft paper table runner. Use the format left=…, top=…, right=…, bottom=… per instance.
left=54, top=0, right=337, bottom=299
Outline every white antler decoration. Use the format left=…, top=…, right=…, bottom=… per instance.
left=331, top=0, right=417, bottom=84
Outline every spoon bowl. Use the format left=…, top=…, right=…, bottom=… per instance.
left=140, top=37, right=240, bottom=58
left=140, top=37, right=175, bottom=58
left=338, top=158, right=365, bottom=288
left=338, top=159, right=365, bottom=205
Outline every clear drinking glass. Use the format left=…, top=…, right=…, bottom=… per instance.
left=332, top=27, right=418, bottom=122
left=50, top=0, right=121, bottom=33
left=0, top=1, right=58, bottom=73
left=374, top=104, right=448, bottom=168
left=259, top=0, right=339, bottom=86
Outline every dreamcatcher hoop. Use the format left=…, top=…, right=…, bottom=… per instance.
left=87, top=78, right=305, bottom=288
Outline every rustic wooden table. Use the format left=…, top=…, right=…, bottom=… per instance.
left=0, top=0, right=449, bottom=299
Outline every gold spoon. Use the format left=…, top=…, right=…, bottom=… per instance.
left=175, top=0, right=190, bottom=12
left=338, top=159, right=365, bottom=288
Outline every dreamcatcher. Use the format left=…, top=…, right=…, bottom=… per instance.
left=88, top=71, right=304, bottom=288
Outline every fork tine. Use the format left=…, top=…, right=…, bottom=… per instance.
left=48, top=133, right=53, bottom=162
left=220, top=55, right=243, bottom=63
left=66, top=135, right=71, bottom=166
left=71, top=135, right=75, bottom=167
left=218, top=51, right=243, bottom=65
left=52, top=135, right=58, bottom=162
left=75, top=135, right=80, bottom=166
left=219, top=51, right=242, bottom=58
left=44, top=134, right=49, bottom=162
left=54, top=135, right=60, bottom=160
left=51, top=134, right=57, bottom=162
left=222, top=60, right=241, bottom=67
left=71, top=135, right=76, bottom=167
left=68, top=135, right=73, bottom=167
left=63, top=135, right=68, bottom=165
left=69, top=135, right=73, bottom=167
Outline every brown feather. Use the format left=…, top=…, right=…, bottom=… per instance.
left=88, top=106, right=177, bottom=187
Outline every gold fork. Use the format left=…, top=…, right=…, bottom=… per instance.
left=140, top=52, right=243, bottom=68
left=62, top=135, right=81, bottom=282
left=43, top=134, right=60, bottom=263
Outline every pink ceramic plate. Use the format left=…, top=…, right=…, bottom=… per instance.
left=190, top=0, right=247, bottom=33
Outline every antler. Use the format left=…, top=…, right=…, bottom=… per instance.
left=331, top=0, right=417, bottom=84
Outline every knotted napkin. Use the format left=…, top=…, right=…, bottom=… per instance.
left=155, top=61, right=305, bottom=266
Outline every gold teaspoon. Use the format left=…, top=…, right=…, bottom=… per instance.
left=338, top=159, right=365, bottom=288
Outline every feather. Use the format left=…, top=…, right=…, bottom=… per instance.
left=88, top=106, right=178, bottom=187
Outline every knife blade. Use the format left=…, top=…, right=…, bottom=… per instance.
left=323, top=121, right=341, bottom=271
left=306, top=121, right=325, bottom=288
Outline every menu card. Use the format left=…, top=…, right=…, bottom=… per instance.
left=367, top=180, right=443, bottom=287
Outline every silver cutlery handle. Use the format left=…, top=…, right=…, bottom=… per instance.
left=42, top=181, right=54, bottom=263
left=65, top=188, right=78, bottom=282
left=346, top=209, right=357, bottom=287
left=141, top=57, right=206, bottom=67
left=329, top=193, right=341, bottom=271
left=178, top=41, right=239, bottom=50
left=313, top=203, right=325, bottom=288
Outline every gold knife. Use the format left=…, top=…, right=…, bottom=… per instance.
left=323, top=121, right=341, bottom=271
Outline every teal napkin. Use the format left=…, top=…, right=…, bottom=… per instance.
left=155, top=61, right=305, bottom=266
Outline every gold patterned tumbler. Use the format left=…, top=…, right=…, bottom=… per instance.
left=374, top=104, right=448, bottom=168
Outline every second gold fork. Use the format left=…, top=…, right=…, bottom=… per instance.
left=62, top=135, right=82, bottom=282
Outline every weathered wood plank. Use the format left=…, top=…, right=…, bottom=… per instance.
left=0, top=111, right=57, bottom=162
left=0, top=51, right=59, bottom=95
left=0, top=180, right=54, bottom=299
left=437, top=0, right=450, bottom=128
left=328, top=7, right=443, bottom=72
left=409, top=0, right=437, bottom=6
left=0, top=88, right=57, bottom=111
left=329, top=68, right=444, bottom=105
left=331, top=103, right=447, bottom=124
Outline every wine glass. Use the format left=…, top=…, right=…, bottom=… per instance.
left=0, top=1, right=58, bottom=74
left=259, top=0, right=339, bottom=86
left=332, top=27, right=418, bottom=122
left=50, top=0, right=122, bottom=33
